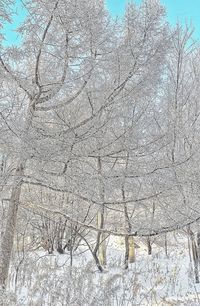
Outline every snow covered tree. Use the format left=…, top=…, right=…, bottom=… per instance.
left=2, top=0, right=200, bottom=289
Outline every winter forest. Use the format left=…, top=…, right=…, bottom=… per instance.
left=1, top=0, right=200, bottom=305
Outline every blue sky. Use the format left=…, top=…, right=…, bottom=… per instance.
left=1, top=0, right=27, bottom=46
left=107, top=0, right=200, bottom=39
left=1, top=0, right=200, bottom=46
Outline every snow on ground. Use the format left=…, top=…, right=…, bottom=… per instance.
left=3, top=233, right=200, bottom=306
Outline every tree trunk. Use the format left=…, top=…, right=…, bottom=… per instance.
left=189, top=228, right=199, bottom=283
left=128, top=236, right=135, bottom=263
left=124, top=235, right=129, bottom=269
left=0, top=165, right=24, bottom=288
left=147, top=236, right=152, bottom=255
left=122, top=182, right=135, bottom=268
left=197, top=231, right=200, bottom=263
left=0, top=102, right=34, bottom=289
left=97, top=211, right=106, bottom=266
left=92, top=213, right=104, bottom=272
left=124, top=234, right=136, bottom=268
left=93, top=156, right=106, bottom=270
left=164, top=234, right=168, bottom=257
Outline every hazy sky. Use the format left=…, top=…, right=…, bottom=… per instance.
left=2, top=0, right=200, bottom=46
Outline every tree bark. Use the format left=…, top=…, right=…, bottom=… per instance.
left=97, top=211, right=106, bottom=266
left=123, top=189, right=135, bottom=268
left=164, top=233, right=168, bottom=257
left=128, top=236, right=135, bottom=263
left=147, top=236, right=152, bottom=255
left=189, top=228, right=199, bottom=283
left=93, top=156, right=106, bottom=270
left=0, top=102, right=34, bottom=289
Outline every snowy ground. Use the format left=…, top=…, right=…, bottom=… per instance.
left=3, top=233, right=200, bottom=306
